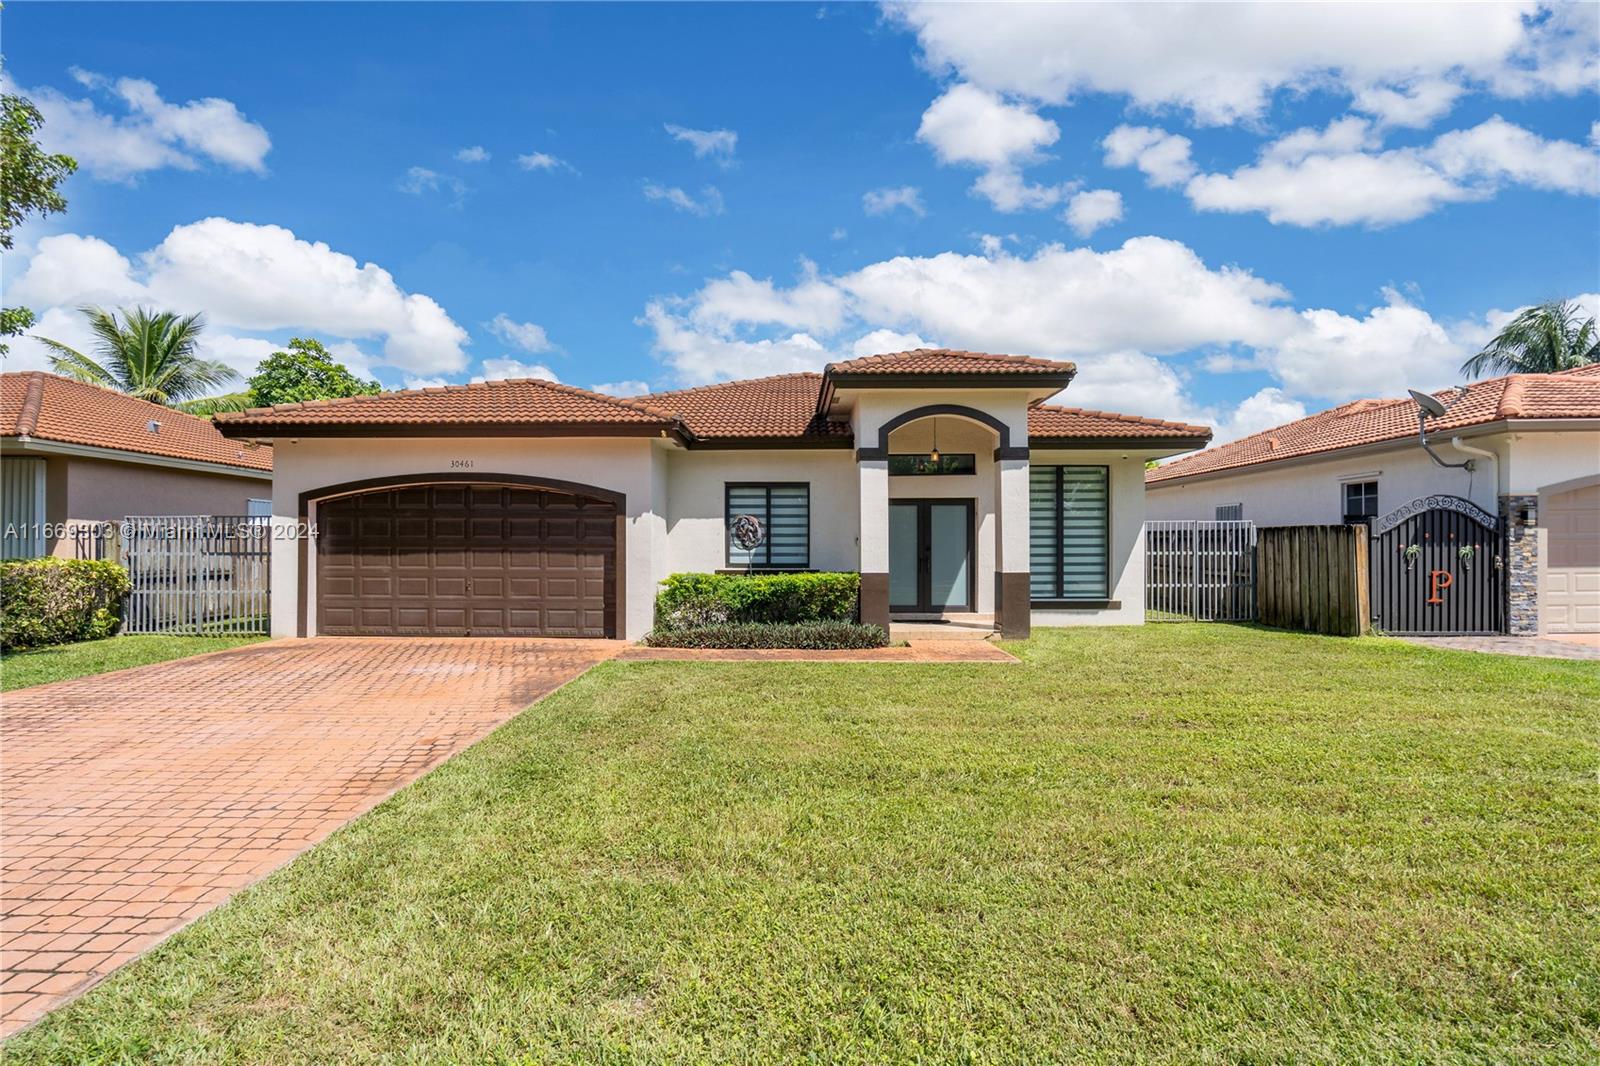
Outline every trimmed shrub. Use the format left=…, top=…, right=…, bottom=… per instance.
left=655, top=572, right=859, bottom=630
left=0, top=558, right=132, bottom=650
left=643, top=621, right=888, bottom=650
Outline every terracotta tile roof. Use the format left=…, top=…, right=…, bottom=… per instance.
left=827, top=348, right=1077, bottom=376
left=216, top=377, right=680, bottom=431
left=633, top=373, right=850, bottom=442
left=1029, top=405, right=1212, bottom=442
left=1, top=372, right=272, bottom=473
left=1148, top=365, right=1600, bottom=484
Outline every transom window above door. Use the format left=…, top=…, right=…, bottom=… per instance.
left=888, top=453, right=976, bottom=476
left=725, top=483, right=810, bottom=568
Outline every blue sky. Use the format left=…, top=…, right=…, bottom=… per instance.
left=5, top=2, right=1597, bottom=438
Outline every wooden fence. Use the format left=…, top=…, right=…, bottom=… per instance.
left=1257, top=524, right=1370, bottom=636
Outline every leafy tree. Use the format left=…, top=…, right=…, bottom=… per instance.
left=1, top=77, right=78, bottom=354
left=36, top=306, right=240, bottom=406
left=1461, top=298, right=1599, bottom=378
left=246, top=337, right=381, bottom=406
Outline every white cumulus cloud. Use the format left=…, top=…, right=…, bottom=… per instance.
left=917, top=84, right=1068, bottom=211
left=664, top=123, right=738, bottom=164
left=1062, top=189, right=1124, bottom=237
left=1101, top=125, right=1197, bottom=187
left=11, top=68, right=270, bottom=181
left=473, top=358, right=558, bottom=383
left=1181, top=116, right=1599, bottom=227
left=517, top=151, right=577, bottom=174
left=888, top=2, right=1596, bottom=126
left=7, top=219, right=470, bottom=379
left=643, top=182, right=724, bottom=216
left=485, top=314, right=554, bottom=354
left=455, top=145, right=490, bottom=163
left=862, top=185, right=926, bottom=217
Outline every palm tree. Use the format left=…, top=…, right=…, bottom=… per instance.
left=1461, top=298, right=1599, bottom=379
left=36, top=305, right=240, bottom=409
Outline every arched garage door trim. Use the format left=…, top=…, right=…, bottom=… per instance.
left=297, top=472, right=626, bottom=638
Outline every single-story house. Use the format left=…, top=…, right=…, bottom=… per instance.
left=216, top=349, right=1212, bottom=640
left=2, top=372, right=275, bottom=558
left=1147, top=364, right=1600, bottom=635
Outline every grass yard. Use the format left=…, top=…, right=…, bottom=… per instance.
left=0, top=634, right=265, bottom=691
left=6, top=625, right=1598, bottom=1063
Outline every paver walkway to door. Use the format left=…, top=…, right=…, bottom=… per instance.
left=0, top=637, right=621, bottom=1036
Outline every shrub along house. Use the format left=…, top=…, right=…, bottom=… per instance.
left=215, top=349, right=1210, bottom=640
left=1, top=372, right=274, bottom=558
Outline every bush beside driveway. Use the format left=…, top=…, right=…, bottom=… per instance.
left=6, top=625, right=1596, bottom=1062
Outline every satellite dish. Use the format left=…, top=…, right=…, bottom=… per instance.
left=1408, top=388, right=1448, bottom=420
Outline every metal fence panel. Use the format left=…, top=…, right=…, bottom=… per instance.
left=1146, top=520, right=1257, bottom=622
left=118, top=515, right=270, bottom=635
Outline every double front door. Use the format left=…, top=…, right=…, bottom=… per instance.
left=889, top=499, right=973, bottom=613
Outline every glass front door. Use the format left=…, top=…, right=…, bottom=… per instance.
left=889, top=499, right=973, bottom=612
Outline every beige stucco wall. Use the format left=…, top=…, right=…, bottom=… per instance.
left=30, top=453, right=268, bottom=557
left=65, top=456, right=266, bottom=520
left=1500, top=430, right=1600, bottom=495
left=1146, top=428, right=1600, bottom=526
left=266, top=406, right=1174, bottom=638
left=663, top=447, right=859, bottom=575
left=848, top=388, right=1034, bottom=581
left=1030, top=450, right=1148, bottom=626
left=267, top=436, right=669, bottom=640
left=1147, top=439, right=1501, bottom=524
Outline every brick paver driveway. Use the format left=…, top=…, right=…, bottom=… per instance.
left=0, top=637, right=621, bottom=1035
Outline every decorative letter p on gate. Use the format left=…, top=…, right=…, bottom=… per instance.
left=1427, top=569, right=1453, bottom=604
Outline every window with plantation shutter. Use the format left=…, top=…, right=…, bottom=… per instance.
left=725, top=483, right=810, bottom=568
left=1028, top=465, right=1109, bottom=599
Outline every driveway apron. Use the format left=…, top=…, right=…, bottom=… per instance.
left=0, top=637, right=620, bottom=1035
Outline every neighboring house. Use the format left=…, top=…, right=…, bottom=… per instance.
left=1, top=372, right=275, bottom=558
left=1147, top=365, right=1600, bottom=635
left=216, top=349, right=1210, bottom=640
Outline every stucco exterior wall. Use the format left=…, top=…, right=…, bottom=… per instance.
left=848, top=389, right=1036, bottom=623
left=64, top=456, right=267, bottom=521
left=1146, top=440, right=1502, bottom=525
left=662, top=447, right=859, bottom=574
left=1500, top=430, right=1600, bottom=494
left=1030, top=450, right=1148, bottom=626
left=267, top=436, right=668, bottom=640
left=31, top=453, right=268, bottom=557
left=1146, top=429, right=1598, bottom=525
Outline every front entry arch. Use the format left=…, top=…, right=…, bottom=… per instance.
left=300, top=473, right=624, bottom=638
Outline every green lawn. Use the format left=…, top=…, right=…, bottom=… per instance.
left=0, top=634, right=265, bottom=691
left=7, top=626, right=1598, bottom=1063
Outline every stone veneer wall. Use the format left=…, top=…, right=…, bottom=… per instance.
left=1500, top=493, right=1539, bottom=635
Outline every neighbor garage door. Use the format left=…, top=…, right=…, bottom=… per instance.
left=1543, top=483, right=1599, bottom=634
left=316, top=484, right=616, bottom=637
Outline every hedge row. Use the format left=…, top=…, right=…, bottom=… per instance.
left=1, top=558, right=132, bottom=650
left=642, top=621, right=888, bottom=650
left=655, top=571, right=859, bottom=630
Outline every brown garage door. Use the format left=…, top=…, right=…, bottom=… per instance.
left=316, top=484, right=616, bottom=637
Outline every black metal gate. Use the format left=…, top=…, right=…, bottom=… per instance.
left=1370, top=495, right=1505, bottom=635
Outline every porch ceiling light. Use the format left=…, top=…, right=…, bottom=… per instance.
left=929, top=421, right=940, bottom=464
